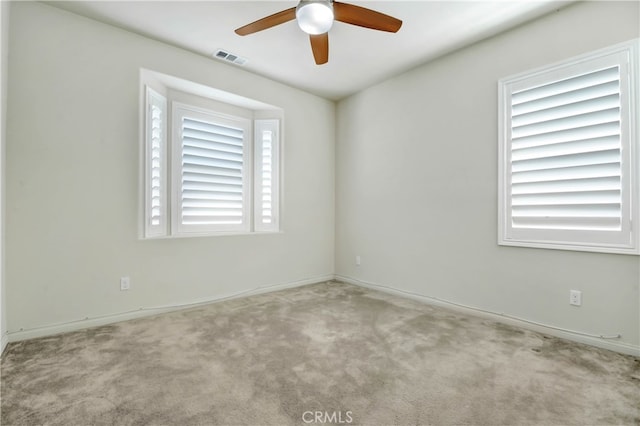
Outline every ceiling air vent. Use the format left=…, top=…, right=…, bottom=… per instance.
left=213, top=49, right=248, bottom=66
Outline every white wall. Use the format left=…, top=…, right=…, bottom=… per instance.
left=336, top=1, right=640, bottom=354
left=6, top=1, right=639, bottom=356
left=0, top=0, right=9, bottom=354
left=6, top=2, right=335, bottom=338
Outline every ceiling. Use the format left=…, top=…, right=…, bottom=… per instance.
left=47, top=1, right=573, bottom=100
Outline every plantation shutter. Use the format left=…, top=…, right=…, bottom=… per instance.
left=510, top=66, right=622, bottom=232
left=173, top=104, right=250, bottom=233
left=145, top=87, right=167, bottom=237
left=254, top=120, right=280, bottom=232
left=499, top=41, right=639, bottom=253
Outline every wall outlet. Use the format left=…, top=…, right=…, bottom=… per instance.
left=569, top=289, right=581, bottom=306
left=120, top=276, right=130, bottom=291
left=355, top=255, right=361, bottom=266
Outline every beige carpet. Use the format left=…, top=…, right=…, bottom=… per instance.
left=1, top=281, right=639, bottom=425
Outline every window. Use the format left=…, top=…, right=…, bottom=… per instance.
left=141, top=71, right=282, bottom=238
left=172, top=103, right=251, bottom=234
left=254, top=120, right=280, bottom=232
left=498, top=39, right=639, bottom=254
left=144, top=87, right=167, bottom=237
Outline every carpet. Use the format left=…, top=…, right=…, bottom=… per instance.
left=1, top=281, right=639, bottom=425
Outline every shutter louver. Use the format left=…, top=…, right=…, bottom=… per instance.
left=261, top=130, right=273, bottom=224
left=254, top=119, right=279, bottom=232
left=509, top=65, right=622, bottom=232
left=144, top=87, right=167, bottom=238
left=180, top=116, right=245, bottom=227
left=150, top=103, right=163, bottom=226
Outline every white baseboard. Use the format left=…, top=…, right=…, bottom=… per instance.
left=1, top=333, right=8, bottom=356
left=6, top=274, right=334, bottom=344
left=8, top=273, right=638, bottom=358
left=336, top=274, right=640, bottom=357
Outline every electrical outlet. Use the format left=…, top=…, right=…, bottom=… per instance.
left=355, top=255, right=361, bottom=266
left=569, top=290, right=581, bottom=306
left=120, top=276, right=130, bottom=291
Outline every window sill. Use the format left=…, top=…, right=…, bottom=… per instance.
left=498, top=239, right=639, bottom=256
left=141, top=230, right=283, bottom=241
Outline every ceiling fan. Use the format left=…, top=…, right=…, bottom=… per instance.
left=235, top=0, right=403, bottom=65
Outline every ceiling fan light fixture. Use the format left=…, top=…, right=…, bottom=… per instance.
left=296, top=0, right=334, bottom=35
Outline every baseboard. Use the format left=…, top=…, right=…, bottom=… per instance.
left=1, top=333, right=8, bottom=356
left=6, top=274, right=334, bottom=344
left=9, top=273, right=637, bottom=357
left=336, top=274, right=640, bottom=357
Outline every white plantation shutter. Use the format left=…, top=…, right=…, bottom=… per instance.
left=510, top=66, right=622, bottom=231
left=499, top=40, right=639, bottom=254
left=255, top=120, right=280, bottom=232
left=173, top=104, right=251, bottom=234
left=144, top=87, right=167, bottom=237
left=141, top=75, right=283, bottom=239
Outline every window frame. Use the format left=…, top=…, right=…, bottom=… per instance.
left=140, top=70, right=283, bottom=239
left=498, top=39, right=639, bottom=255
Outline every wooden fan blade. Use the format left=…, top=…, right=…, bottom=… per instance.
left=310, top=33, right=329, bottom=65
left=235, top=7, right=296, bottom=36
left=333, top=2, right=402, bottom=33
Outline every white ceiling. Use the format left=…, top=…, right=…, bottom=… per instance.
left=47, top=1, right=573, bottom=100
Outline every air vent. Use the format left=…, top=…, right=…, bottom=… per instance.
left=213, top=49, right=248, bottom=66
